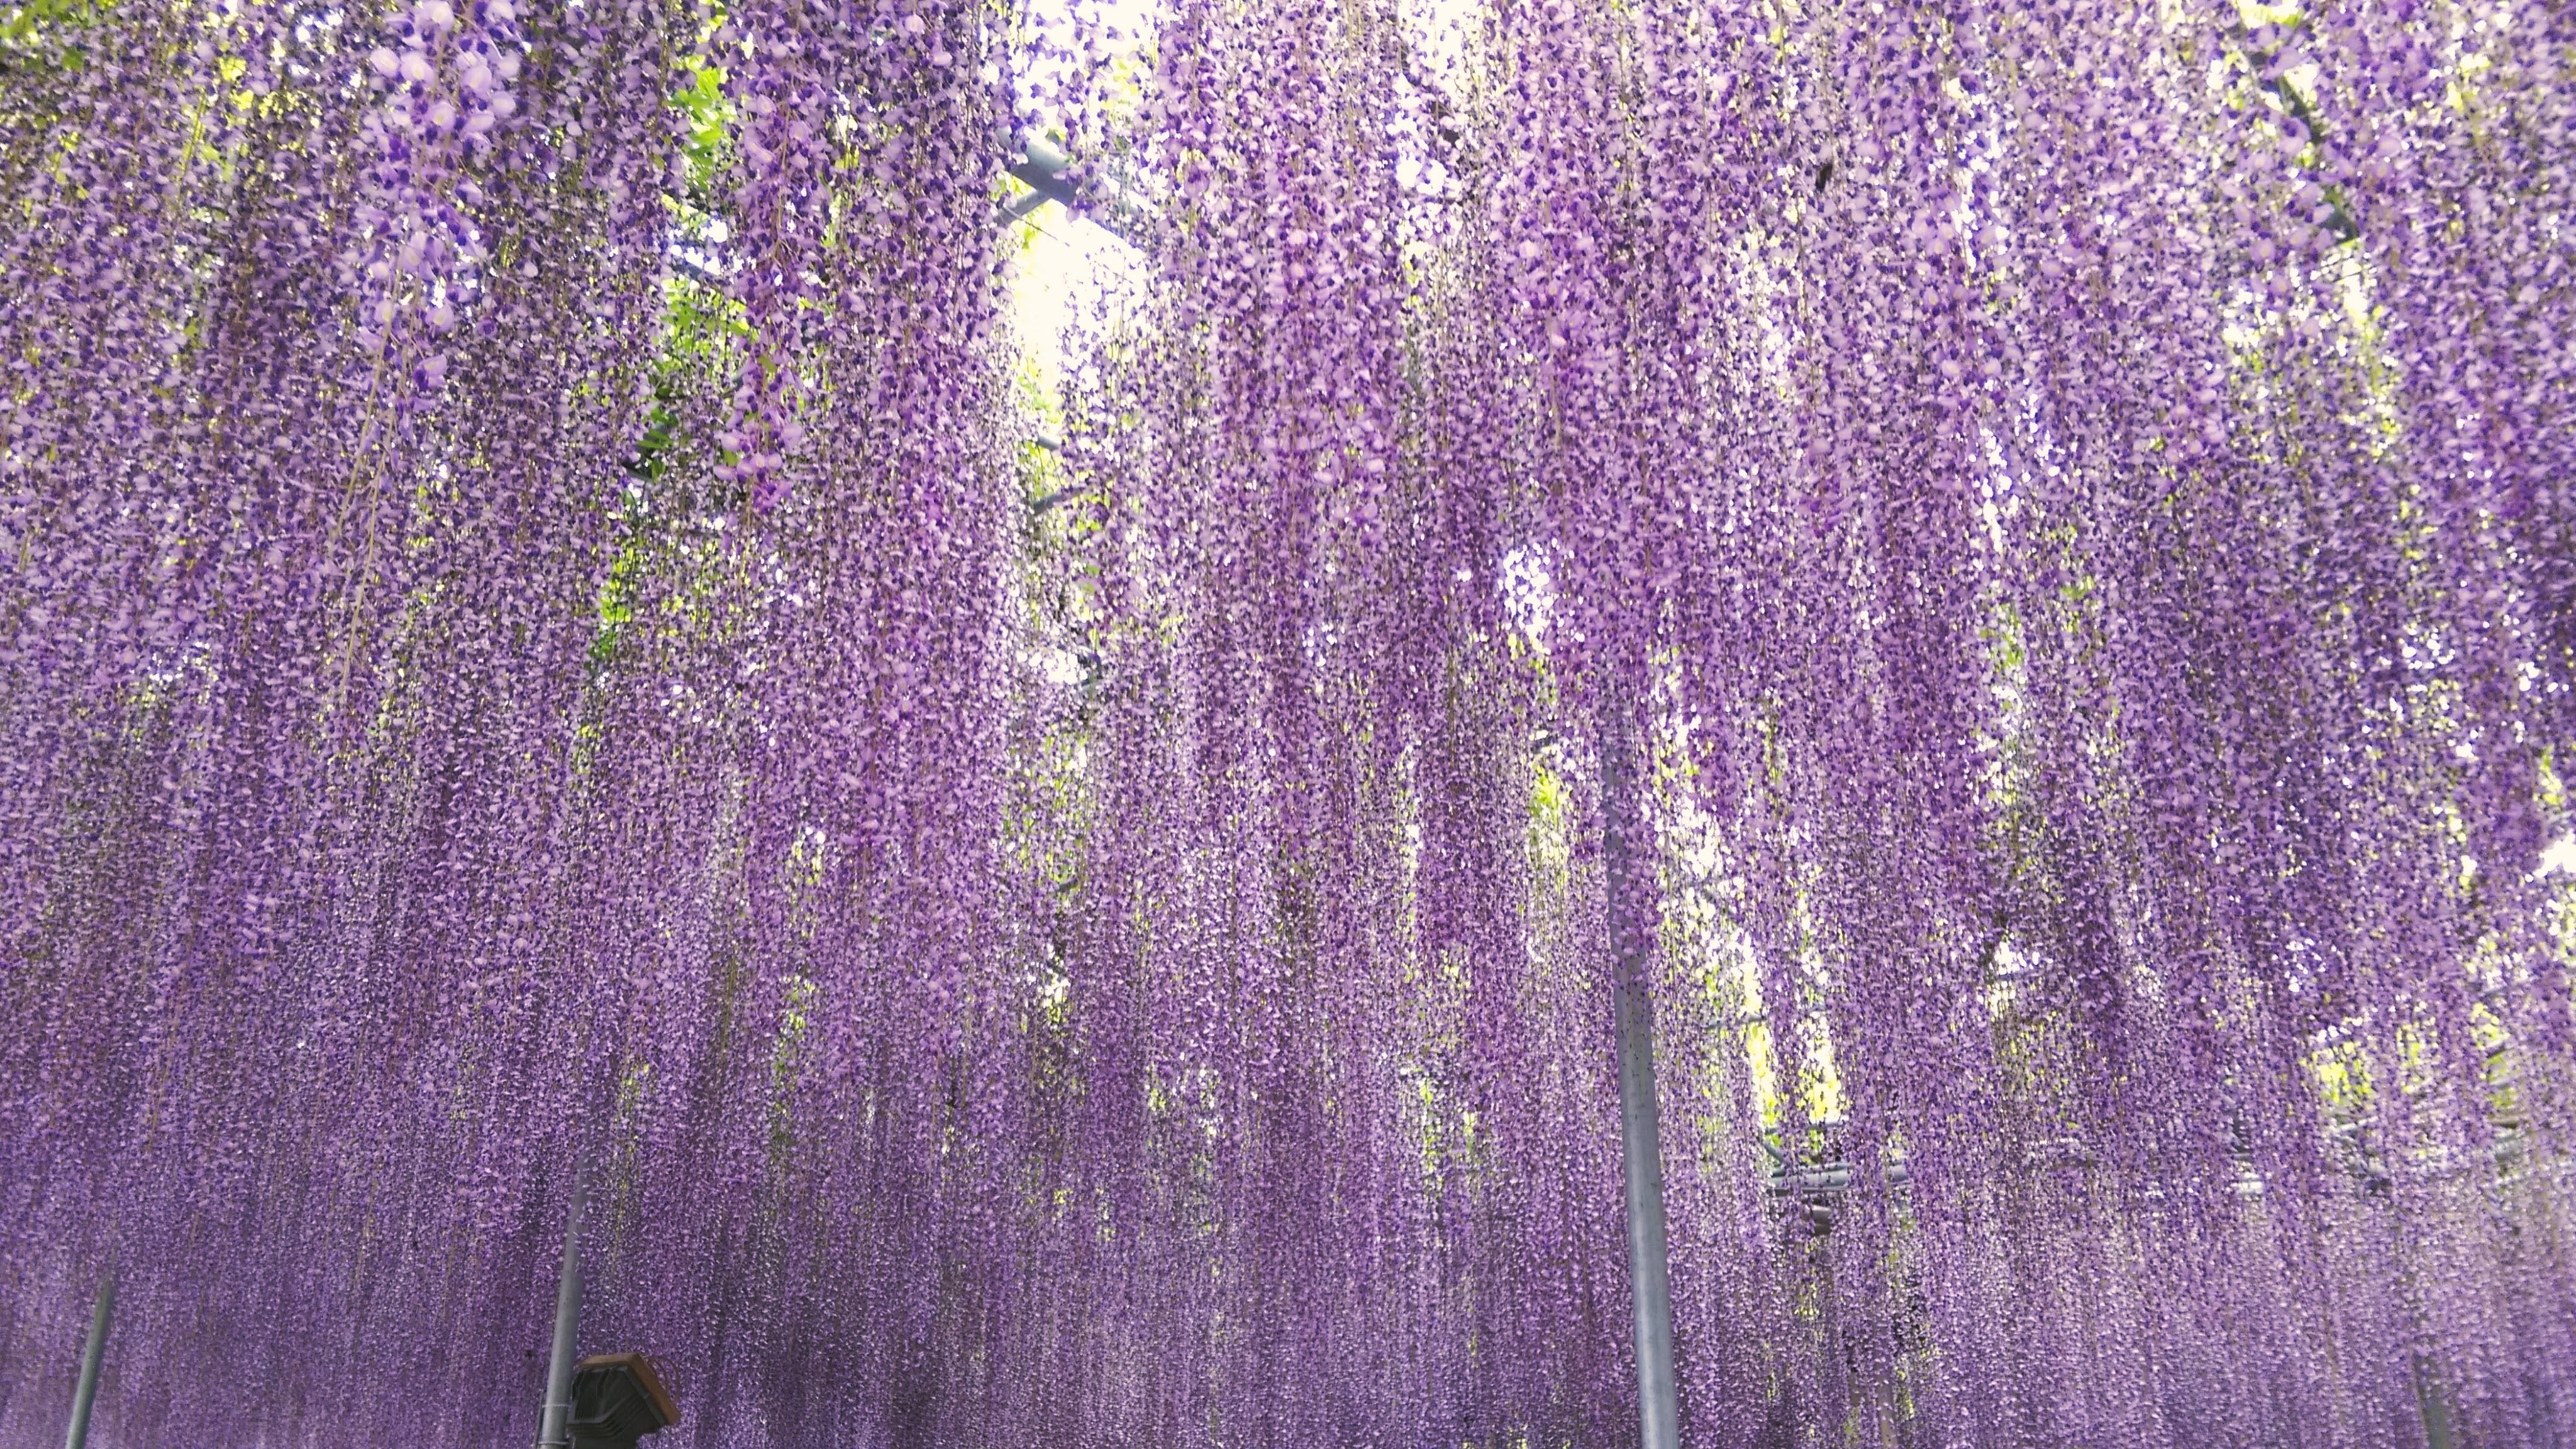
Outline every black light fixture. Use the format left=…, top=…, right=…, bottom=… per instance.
left=567, top=1353, right=680, bottom=1449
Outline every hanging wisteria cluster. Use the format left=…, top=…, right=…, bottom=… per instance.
left=3, top=0, right=2572, bottom=1442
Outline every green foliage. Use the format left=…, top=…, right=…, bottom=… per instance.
left=0, top=0, right=106, bottom=64
left=672, top=55, right=732, bottom=209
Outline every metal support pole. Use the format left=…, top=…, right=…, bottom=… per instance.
left=1602, top=692, right=1680, bottom=1449
left=64, top=1269, right=114, bottom=1449
left=536, top=1174, right=585, bottom=1449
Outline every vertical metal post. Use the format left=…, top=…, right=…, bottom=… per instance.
left=537, top=1174, right=585, bottom=1449
left=64, top=1268, right=114, bottom=1449
left=1602, top=692, right=1680, bottom=1449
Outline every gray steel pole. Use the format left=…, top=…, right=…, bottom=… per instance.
left=1602, top=694, right=1680, bottom=1449
left=536, top=1174, right=585, bottom=1449
left=64, top=1268, right=114, bottom=1449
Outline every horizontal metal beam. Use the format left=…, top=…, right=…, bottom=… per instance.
left=1001, top=133, right=1140, bottom=245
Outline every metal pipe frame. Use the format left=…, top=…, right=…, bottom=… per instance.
left=537, top=1175, right=586, bottom=1449
left=64, top=1269, right=114, bottom=1449
left=1601, top=692, right=1680, bottom=1449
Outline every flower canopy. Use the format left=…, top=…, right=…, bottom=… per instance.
left=3, top=0, right=2572, bottom=1445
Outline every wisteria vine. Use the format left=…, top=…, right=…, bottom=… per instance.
left=3, top=0, right=2571, bottom=1446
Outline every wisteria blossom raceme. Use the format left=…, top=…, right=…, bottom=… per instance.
left=3, top=0, right=2571, bottom=1446
left=350, top=0, right=526, bottom=375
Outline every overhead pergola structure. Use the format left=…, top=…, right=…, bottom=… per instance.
left=1001, top=134, right=1085, bottom=230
